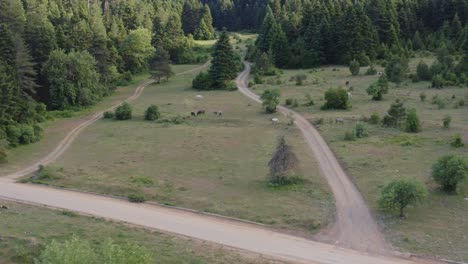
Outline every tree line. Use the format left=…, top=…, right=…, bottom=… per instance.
left=0, top=0, right=217, bottom=154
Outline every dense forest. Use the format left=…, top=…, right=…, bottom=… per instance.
left=1, top=0, right=467, bottom=158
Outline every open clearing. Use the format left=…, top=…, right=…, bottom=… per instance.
left=28, top=61, right=334, bottom=235
left=251, top=57, right=468, bottom=261
left=0, top=200, right=278, bottom=264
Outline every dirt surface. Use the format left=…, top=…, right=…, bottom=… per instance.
left=0, top=182, right=430, bottom=264
left=0, top=63, right=437, bottom=264
left=236, top=63, right=389, bottom=254
left=3, top=62, right=209, bottom=181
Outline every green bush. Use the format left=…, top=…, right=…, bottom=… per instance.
left=451, top=135, right=464, bottom=148
left=349, top=59, right=360, bottom=76
left=416, top=61, right=431, bottom=81
left=304, top=93, right=314, bottom=106
left=432, top=74, right=445, bottom=88
left=378, top=179, right=427, bottom=218
left=294, top=74, right=307, bottom=85
left=254, top=73, right=263, bottom=84
left=322, top=87, right=350, bottom=110
left=354, top=123, right=369, bottom=138
left=419, top=92, right=426, bottom=102
left=457, top=98, right=465, bottom=107
left=285, top=98, right=294, bottom=106
left=128, top=193, right=146, bottom=203
left=261, top=89, right=281, bottom=113
left=366, top=65, right=377, bottom=75
left=443, top=115, right=452, bottom=128
left=431, top=95, right=446, bottom=109
left=432, top=155, right=468, bottom=192
left=115, top=102, right=132, bottom=120
left=369, top=112, right=381, bottom=125
left=103, top=111, right=114, bottom=119
left=144, top=105, right=161, bottom=121
left=405, top=109, right=422, bottom=133
left=192, top=72, right=213, bottom=90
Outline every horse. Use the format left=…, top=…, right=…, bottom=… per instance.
left=191, top=112, right=197, bottom=117
left=197, top=110, right=206, bottom=115
left=336, top=118, right=344, bottom=124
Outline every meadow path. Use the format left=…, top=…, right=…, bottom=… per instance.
left=236, top=63, right=389, bottom=254
left=0, top=63, right=433, bottom=264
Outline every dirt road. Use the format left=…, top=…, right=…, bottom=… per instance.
left=236, top=63, right=388, bottom=254
left=0, top=62, right=432, bottom=263
left=4, top=62, right=209, bottom=181
left=0, top=182, right=426, bottom=264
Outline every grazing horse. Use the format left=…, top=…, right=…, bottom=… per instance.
left=1, top=205, right=8, bottom=209
left=213, top=111, right=223, bottom=116
left=197, top=110, right=205, bottom=115
left=336, top=118, right=344, bottom=124
left=191, top=112, right=197, bottom=117
left=345, top=81, right=350, bottom=86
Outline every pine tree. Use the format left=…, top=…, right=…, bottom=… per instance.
left=271, top=23, right=289, bottom=68
left=208, top=29, right=237, bottom=89
left=256, top=6, right=276, bottom=53
left=194, top=5, right=215, bottom=40
left=149, top=48, right=173, bottom=83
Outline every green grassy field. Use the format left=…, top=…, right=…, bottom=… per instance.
left=0, top=73, right=149, bottom=176
left=251, top=57, right=468, bottom=261
left=33, top=61, right=333, bottom=235
left=0, top=200, right=278, bottom=264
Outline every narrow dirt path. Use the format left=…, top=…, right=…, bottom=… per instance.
left=3, top=62, right=209, bottom=181
left=236, top=63, right=389, bottom=254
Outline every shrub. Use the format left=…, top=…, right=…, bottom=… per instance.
left=369, top=112, right=381, bottom=125
left=115, top=102, right=132, bottom=120
left=103, top=111, right=114, bottom=119
left=254, top=73, right=263, bottom=84
left=383, top=99, right=406, bottom=128
left=171, top=115, right=185, bottom=125
left=349, top=59, right=360, bottom=76
left=344, top=131, right=356, bottom=141
left=443, top=115, right=451, bottom=128
left=366, top=64, right=377, bottom=75
left=419, top=92, right=426, bottom=102
left=457, top=98, right=465, bottom=107
left=128, top=193, right=146, bottom=203
left=431, top=95, right=446, bottom=109
left=385, top=55, right=409, bottom=84
left=450, top=134, right=464, bottom=148
left=285, top=98, right=294, bottom=106
left=294, top=74, right=307, bottom=85
left=192, top=72, right=213, bottom=90
left=261, top=88, right=281, bottom=113
left=432, top=155, right=468, bottom=192
left=431, top=74, right=445, bottom=88
left=405, top=109, right=422, bottom=133
left=354, top=123, right=369, bottom=138
left=322, top=87, right=350, bottom=110
left=33, top=165, right=59, bottom=182
left=366, top=76, right=389, bottom=101
left=0, top=146, right=7, bottom=163
left=304, top=93, right=314, bottom=106
left=144, top=105, right=160, bottom=121
left=378, top=179, right=427, bottom=218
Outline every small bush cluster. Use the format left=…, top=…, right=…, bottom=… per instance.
left=115, top=102, right=132, bottom=120
left=144, top=105, right=161, bottom=121
left=285, top=98, right=299, bottom=107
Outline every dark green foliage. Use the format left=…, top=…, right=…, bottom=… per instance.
left=450, top=135, right=465, bottom=148
left=349, top=60, right=360, bottom=76
left=149, top=48, right=173, bottom=83
left=443, top=115, right=452, bottom=128
left=192, top=72, right=213, bottom=90
left=354, top=123, right=369, bottom=138
left=416, top=61, right=431, bottom=81
left=261, top=88, right=280, bottom=113
left=322, top=88, right=350, bottom=110
left=254, top=73, right=263, bottom=84
left=385, top=55, right=409, bottom=84
left=114, top=102, right=132, bottom=120
left=208, top=29, right=238, bottom=89
left=370, top=113, right=381, bottom=125
left=431, top=95, right=446, bottom=109
left=405, top=109, right=422, bottom=133
left=304, top=93, right=314, bottom=107
left=128, top=193, right=146, bottom=203
left=419, top=92, right=426, bottom=102
left=144, top=105, right=160, bottom=121
left=344, top=131, right=356, bottom=141
left=268, top=137, right=301, bottom=186
left=431, top=74, right=445, bottom=88
left=383, top=99, right=407, bottom=128
left=432, top=155, right=468, bottom=192
left=103, top=111, right=114, bottom=119
left=367, top=76, right=389, bottom=100
left=366, top=64, right=377, bottom=75
left=378, top=179, right=427, bottom=218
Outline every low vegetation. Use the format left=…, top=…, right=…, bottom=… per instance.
left=432, top=155, right=468, bottom=193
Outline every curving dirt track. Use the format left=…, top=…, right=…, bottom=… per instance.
left=0, top=62, right=436, bottom=264
left=236, top=63, right=389, bottom=254
left=3, top=62, right=210, bottom=181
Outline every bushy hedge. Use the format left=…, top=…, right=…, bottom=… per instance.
left=115, top=103, right=132, bottom=120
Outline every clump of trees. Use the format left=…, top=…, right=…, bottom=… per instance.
left=268, top=137, right=300, bottom=185
left=322, top=88, right=350, bottom=110
left=261, top=89, right=281, bottom=113
left=36, top=236, right=153, bottom=264
left=192, top=30, right=239, bottom=90
left=149, top=49, right=173, bottom=83
left=432, top=155, right=468, bottom=192
left=378, top=179, right=427, bottom=218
